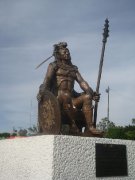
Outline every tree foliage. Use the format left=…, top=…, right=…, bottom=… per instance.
left=27, top=125, right=38, bottom=136
left=132, top=118, right=135, bottom=125
left=105, top=125, right=135, bottom=140
left=97, top=117, right=115, bottom=131
left=0, top=133, right=10, bottom=139
left=97, top=117, right=135, bottom=140
left=18, top=129, right=27, bottom=136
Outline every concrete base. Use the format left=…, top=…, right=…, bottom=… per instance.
left=0, top=135, right=135, bottom=180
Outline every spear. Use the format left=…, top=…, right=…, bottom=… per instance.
left=35, top=42, right=62, bottom=69
left=93, top=18, right=109, bottom=128
left=35, top=55, right=53, bottom=69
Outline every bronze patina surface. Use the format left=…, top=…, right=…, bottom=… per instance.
left=38, top=90, right=61, bottom=134
left=37, top=41, right=103, bottom=137
left=36, top=19, right=110, bottom=137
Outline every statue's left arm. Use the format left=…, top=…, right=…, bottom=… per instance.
left=76, top=71, right=100, bottom=101
left=76, top=71, right=93, bottom=97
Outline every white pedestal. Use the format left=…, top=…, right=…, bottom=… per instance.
left=0, top=135, right=135, bottom=180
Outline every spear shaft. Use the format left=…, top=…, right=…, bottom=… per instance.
left=35, top=55, right=53, bottom=69
left=93, top=19, right=109, bottom=127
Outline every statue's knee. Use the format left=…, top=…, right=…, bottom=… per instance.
left=83, top=94, right=92, bottom=101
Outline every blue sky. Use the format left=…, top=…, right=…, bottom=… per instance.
left=0, top=0, right=135, bottom=132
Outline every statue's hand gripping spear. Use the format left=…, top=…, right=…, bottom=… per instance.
left=93, top=19, right=109, bottom=127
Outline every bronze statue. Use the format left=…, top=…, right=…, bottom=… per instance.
left=37, top=19, right=109, bottom=137
left=37, top=42, right=101, bottom=136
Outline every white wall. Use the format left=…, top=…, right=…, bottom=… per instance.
left=53, top=136, right=135, bottom=180
left=0, top=135, right=135, bottom=180
left=0, top=135, right=54, bottom=180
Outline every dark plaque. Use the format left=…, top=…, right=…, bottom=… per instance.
left=96, top=143, right=128, bottom=177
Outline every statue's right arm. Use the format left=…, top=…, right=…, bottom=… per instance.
left=43, top=63, right=55, bottom=90
left=37, top=63, right=55, bottom=102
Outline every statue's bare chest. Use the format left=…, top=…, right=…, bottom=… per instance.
left=56, top=64, right=77, bottom=79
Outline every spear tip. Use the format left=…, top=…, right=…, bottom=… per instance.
left=105, top=18, right=109, bottom=23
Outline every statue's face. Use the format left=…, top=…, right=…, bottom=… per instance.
left=59, top=48, right=71, bottom=61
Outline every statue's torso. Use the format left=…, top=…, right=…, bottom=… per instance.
left=54, top=62, right=78, bottom=93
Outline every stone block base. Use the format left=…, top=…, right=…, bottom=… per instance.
left=0, top=135, right=135, bottom=180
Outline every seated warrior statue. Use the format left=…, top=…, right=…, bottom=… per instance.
left=37, top=42, right=100, bottom=135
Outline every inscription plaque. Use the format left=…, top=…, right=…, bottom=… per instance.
left=96, top=143, right=128, bottom=177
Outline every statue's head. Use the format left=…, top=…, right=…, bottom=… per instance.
left=53, top=42, right=71, bottom=62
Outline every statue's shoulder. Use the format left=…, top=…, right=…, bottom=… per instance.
left=49, top=61, right=58, bottom=70
left=72, top=64, right=78, bottom=71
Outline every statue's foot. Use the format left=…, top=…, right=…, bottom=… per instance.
left=89, top=127, right=101, bottom=133
left=83, top=127, right=104, bottom=137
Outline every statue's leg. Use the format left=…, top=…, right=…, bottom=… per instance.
left=63, top=104, right=79, bottom=133
left=79, top=94, right=102, bottom=134
left=73, top=94, right=103, bottom=136
left=73, top=94, right=94, bottom=132
left=82, top=94, right=94, bottom=131
left=58, top=93, right=79, bottom=134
